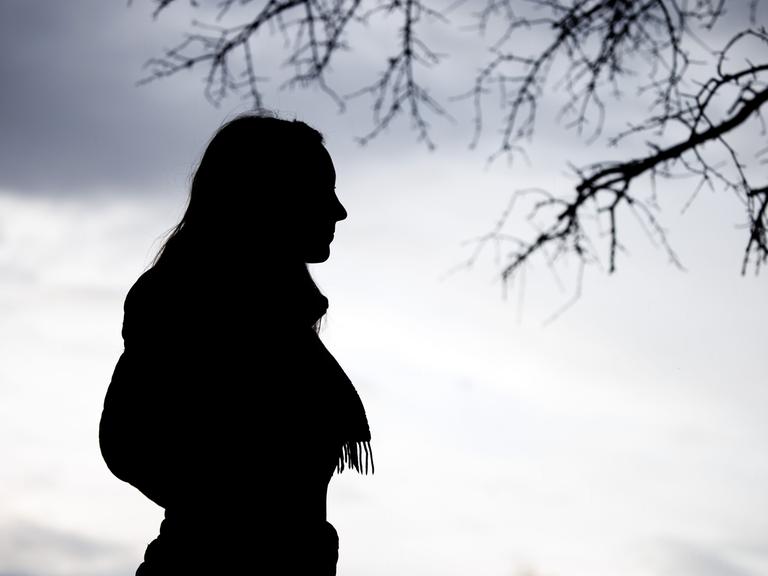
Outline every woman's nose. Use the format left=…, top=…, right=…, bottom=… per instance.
left=334, top=195, right=348, bottom=222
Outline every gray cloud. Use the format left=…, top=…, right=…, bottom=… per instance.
left=0, top=518, right=135, bottom=576
left=0, top=1, right=226, bottom=195
left=3, top=0, right=760, bottom=198
left=0, top=0, right=429, bottom=197
left=654, top=539, right=760, bottom=576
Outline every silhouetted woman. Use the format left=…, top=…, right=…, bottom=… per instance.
left=99, top=114, right=373, bottom=575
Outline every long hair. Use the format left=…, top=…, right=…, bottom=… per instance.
left=152, top=112, right=328, bottom=332
left=154, top=113, right=325, bottom=267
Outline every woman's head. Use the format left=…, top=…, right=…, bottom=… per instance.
left=155, top=113, right=347, bottom=266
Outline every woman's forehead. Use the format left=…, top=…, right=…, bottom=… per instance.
left=304, top=145, right=336, bottom=182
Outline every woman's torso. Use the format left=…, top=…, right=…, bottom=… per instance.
left=100, top=263, right=350, bottom=574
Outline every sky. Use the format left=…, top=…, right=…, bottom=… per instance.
left=0, top=1, right=767, bottom=575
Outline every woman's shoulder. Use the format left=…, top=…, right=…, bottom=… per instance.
left=125, top=266, right=159, bottom=305
left=124, top=261, right=203, bottom=310
left=121, top=265, right=187, bottom=344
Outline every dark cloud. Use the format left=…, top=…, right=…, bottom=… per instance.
left=0, top=1, right=225, bottom=195
left=0, top=0, right=484, bottom=197
left=2, top=0, right=760, bottom=198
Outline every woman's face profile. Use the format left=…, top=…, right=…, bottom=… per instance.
left=292, top=145, right=347, bottom=263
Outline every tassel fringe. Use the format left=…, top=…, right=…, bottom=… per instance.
left=336, top=440, right=374, bottom=475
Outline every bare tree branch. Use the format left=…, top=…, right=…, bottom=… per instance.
left=347, top=0, right=451, bottom=148
left=139, top=0, right=449, bottom=144
left=480, top=29, right=768, bottom=281
left=137, top=0, right=768, bottom=293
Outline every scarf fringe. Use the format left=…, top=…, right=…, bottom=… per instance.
left=336, top=440, right=374, bottom=475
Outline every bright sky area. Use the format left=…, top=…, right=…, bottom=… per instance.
left=0, top=2, right=766, bottom=575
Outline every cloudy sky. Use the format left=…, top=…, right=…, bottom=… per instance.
left=1, top=1, right=767, bottom=575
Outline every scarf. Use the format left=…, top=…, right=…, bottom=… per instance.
left=288, top=264, right=374, bottom=475
left=143, top=256, right=374, bottom=477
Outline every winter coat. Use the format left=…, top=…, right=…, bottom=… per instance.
left=99, top=258, right=371, bottom=574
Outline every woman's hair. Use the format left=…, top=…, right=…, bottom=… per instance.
left=153, top=112, right=325, bottom=267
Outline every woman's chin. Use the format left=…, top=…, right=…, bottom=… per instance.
left=304, top=246, right=331, bottom=264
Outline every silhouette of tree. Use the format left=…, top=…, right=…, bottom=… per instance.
left=138, top=0, right=768, bottom=282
